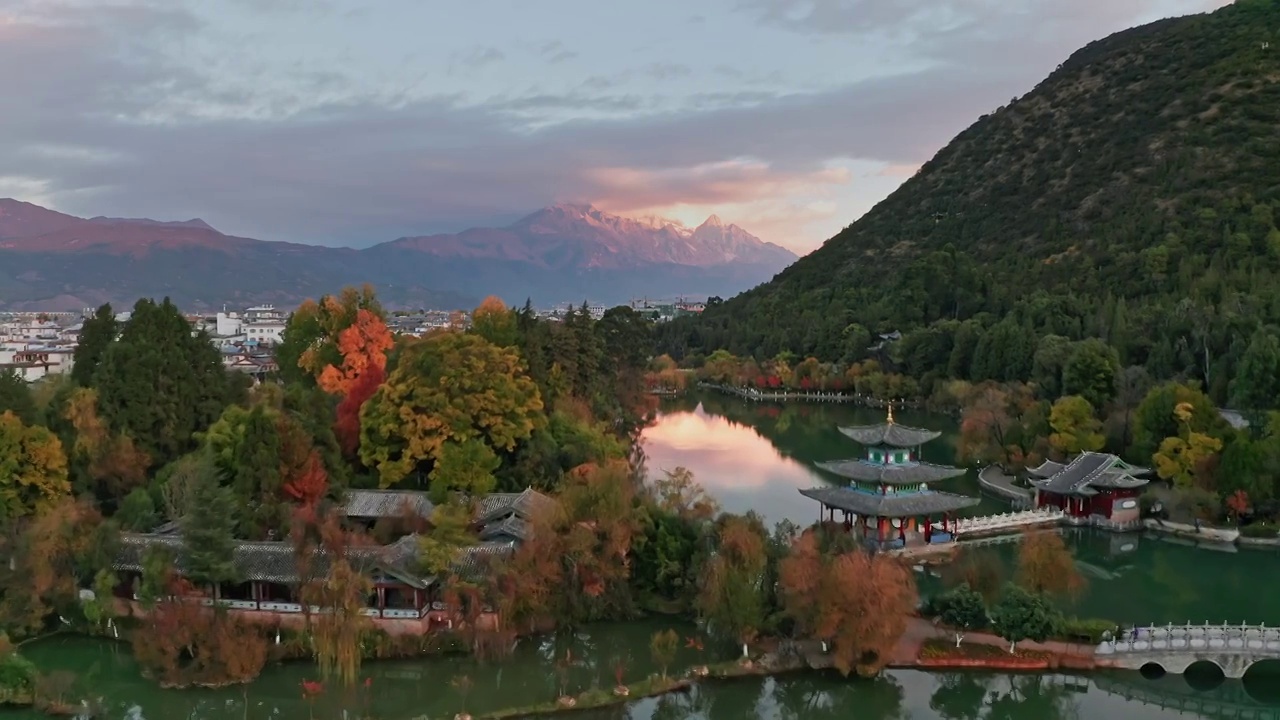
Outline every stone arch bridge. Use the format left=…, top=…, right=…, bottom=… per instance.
left=1097, top=623, right=1280, bottom=679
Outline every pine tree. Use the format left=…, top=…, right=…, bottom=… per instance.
left=94, top=298, right=236, bottom=467
left=180, top=464, right=239, bottom=588
left=72, top=304, right=117, bottom=387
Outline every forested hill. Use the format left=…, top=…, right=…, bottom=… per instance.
left=658, top=0, right=1280, bottom=403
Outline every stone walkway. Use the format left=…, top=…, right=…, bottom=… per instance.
left=888, top=618, right=1096, bottom=666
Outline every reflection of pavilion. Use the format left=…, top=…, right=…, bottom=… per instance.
left=799, top=406, right=978, bottom=549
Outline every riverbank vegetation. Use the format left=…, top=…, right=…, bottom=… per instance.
left=661, top=342, right=1280, bottom=529
left=928, top=530, right=1117, bottom=655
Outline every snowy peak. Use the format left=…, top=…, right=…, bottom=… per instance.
left=385, top=205, right=798, bottom=270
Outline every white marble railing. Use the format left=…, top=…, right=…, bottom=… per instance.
left=938, top=508, right=1064, bottom=536
left=1097, top=623, right=1280, bottom=655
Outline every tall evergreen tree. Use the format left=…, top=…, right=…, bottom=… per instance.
left=180, top=464, right=239, bottom=588
left=71, top=304, right=117, bottom=387
left=94, top=298, right=237, bottom=468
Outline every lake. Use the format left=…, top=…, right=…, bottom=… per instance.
left=4, top=391, right=1279, bottom=719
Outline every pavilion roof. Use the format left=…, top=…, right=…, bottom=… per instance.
left=799, top=486, right=979, bottom=518
left=816, top=459, right=965, bottom=484
left=838, top=423, right=941, bottom=448
left=1027, top=452, right=1151, bottom=497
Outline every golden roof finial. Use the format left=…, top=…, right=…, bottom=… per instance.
left=886, top=399, right=895, bottom=424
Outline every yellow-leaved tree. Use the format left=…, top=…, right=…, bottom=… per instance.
left=1047, top=395, right=1104, bottom=456
left=0, top=411, right=71, bottom=523
left=1154, top=402, right=1223, bottom=489
left=358, top=332, right=544, bottom=486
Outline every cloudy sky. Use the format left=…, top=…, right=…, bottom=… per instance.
left=1, top=0, right=1230, bottom=252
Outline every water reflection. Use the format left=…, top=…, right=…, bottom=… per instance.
left=641, top=404, right=820, bottom=526
left=640, top=396, right=996, bottom=527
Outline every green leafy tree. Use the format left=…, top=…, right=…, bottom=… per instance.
left=696, top=515, right=768, bottom=656
left=0, top=370, right=36, bottom=424
left=94, top=298, right=238, bottom=468
left=1062, top=339, right=1120, bottom=409
left=470, top=296, right=519, bottom=348
left=359, top=332, right=544, bottom=487
left=179, top=467, right=239, bottom=588
left=1131, top=382, right=1222, bottom=460
left=935, top=584, right=989, bottom=647
left=71, top=304, right=117, bottom=387
left=1048, top=396, right=1105, bottom=455
left=116, top=487, right=159, bottom=532
left=428, top=438, right=499, bottom=503
left=1229, top=328, right=1280, bottom=417
left=990, top=584, right=1060, bottom=653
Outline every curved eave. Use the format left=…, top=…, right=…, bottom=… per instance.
left=799, top=487, right=980, bottom=518
left=1030, top=479, right=1098, bottom=496
left=816, top=459, right=966, bottom=484
left=838, top=423, right=942, bottom=448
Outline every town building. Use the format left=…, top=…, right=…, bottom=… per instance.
left=1028, top=452, right=1150, bottom=526
left=798, top=405, right=978, bottom=549
left=110, top=488, right=552, bottom=634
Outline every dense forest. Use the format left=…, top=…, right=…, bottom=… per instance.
left=658, top=0, right=1280, bottom=407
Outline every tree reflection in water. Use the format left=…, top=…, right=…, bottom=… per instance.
left=983, top=674, right=1081, bottom=720
left=930, top=673, right=990, bottom=720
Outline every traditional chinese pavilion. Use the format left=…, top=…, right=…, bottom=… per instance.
left=799, top=405, right=979, bottom=549
left=1028, top=452, right=1149, bottom=525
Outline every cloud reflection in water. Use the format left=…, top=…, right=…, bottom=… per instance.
left=640, top=403, right=825, bottom=527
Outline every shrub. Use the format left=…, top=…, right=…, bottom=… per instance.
left=0, top=651, right=36, bottom=697
left=1239, top=523, right=1279, bottom=539
left=1057, top=617, right=1117, bottom=644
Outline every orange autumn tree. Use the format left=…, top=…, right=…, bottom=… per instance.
left=0, top=498, right=113, bottom=636
left=131, top=576, right=269, bottom=687
left=484, top=461, right=640, bottom=629
left=1015, top=529, right=1085, bottom=600
left=318, top=309, right=394, bottom=456
left=63, top=388, right=150, bottom=499
left=779, top=530, right=917, bottom=676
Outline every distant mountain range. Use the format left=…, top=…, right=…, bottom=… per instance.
left=0, top=200, right=796, bottom=312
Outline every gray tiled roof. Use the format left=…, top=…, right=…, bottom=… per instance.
left=1027, top=460, right=1066, bottom=479
left=839, top=423, right=941, bottom=448
left=113, top=533, right=432, bottom=589
left=1028, top=452, right=1151, bottom=496
left=479, top=515, right=531, bottom=543
left=475, top=488, right=554, bottom=524
left=817, top=459, right=965, bottom=484
left=343, top=489, right=435, bottom=520
left=799, top=486, right=979, bottom=518
left=452, top=541, right=516, bottom=582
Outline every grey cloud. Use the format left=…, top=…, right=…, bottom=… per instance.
left=0, top=0, right=1232, bottom=247
left=450, top=46, right=506, bottom=73
left=538, top=41, right=578, bottom=63
left=645, top=63, right=693, bottom=80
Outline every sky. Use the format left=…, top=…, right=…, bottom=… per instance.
left=0, top=0, right=1233, bottom=253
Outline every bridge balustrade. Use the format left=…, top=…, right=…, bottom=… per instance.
left=1097, top=623, right=1280, bottom=655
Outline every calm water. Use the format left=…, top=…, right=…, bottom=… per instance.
left=5, top=392, right=1280, bottom=719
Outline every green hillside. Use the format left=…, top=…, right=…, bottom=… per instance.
left=660, top=0, right=1280, bottom=403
